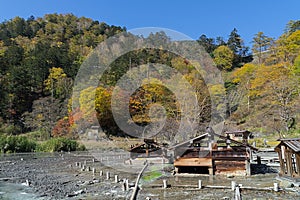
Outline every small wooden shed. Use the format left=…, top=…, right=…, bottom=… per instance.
left=129, top=139, right=167, bottom=159
left=170, top=132, right=257, bottom=176
left=274, top=138, right=300, bottom=179
left=225, top=130, right=253, bottom=144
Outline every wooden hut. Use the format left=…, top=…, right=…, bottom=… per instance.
left=127, top=139, right=169, bottom=164
left=225, top=130, right=253, bottom=144
left=170, top=132, right=257, bottom=176
left=129, top=139, right=165, bottom=158
left=274, top=138, right=300, bottom=180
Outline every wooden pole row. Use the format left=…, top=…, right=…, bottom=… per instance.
left=145, top=180, right=280, bottom=192
left=73, top=161, right=133, bottom=192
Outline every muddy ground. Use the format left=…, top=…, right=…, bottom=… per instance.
left=0, top=151, right=300, bottom=200
left=0, top=151, right=138, bottom=199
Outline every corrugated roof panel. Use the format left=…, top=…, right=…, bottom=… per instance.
left=284, top=140, right=300, bottom=152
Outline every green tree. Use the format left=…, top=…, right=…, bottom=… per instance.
left=227, top=28, right=251, bottom=67
left=4, top=43, right=24, bottom=67
left=197, top=34, right=217, bottom=55
left=252, top=32, right=273, bottom=65
left=285, top=20, right=300, bottom=34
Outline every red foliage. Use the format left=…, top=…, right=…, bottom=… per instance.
left=52, top=117, right=71, bottom=137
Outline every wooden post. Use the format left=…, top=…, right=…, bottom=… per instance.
left=296, top=154, right=300, bottom=176
left=246, top=160, right=251, bottom=176
left=208, top=167, right=214, bottom=175
left=286, top=152, right=293, bottom=176
left=100, top=170, right=103, bottom=176
left=92, top=158, right=95, bottom=163
left=231, top=181, right=236, bottom=191
left=106, top=171, right=110, bottom=180
left=147, top=149, right=150, bottom=157
left=274, top=183, right=279, bottom=192
left=277, top=151, right=285, bottom=175
left=257, top=156, right=261, bottom=165
left=92, top=168, right=96, bottom=176
left=86, top=166, right=91, bottom=171
left=163, top=179, right=167, bottom=189
left=115, top=175, right=119, bottom=183
left=235, top=186, right=241, bottom=200
left=175, top=167, right=179, bottom=173
left=125, top=179, right=129, bottom=190
left=122, top=181, right=126, bottom=191
left=198, top=180, right=202, bottom=189
left=249, top=149, right=253, bottom=163
left=84, top=160, right=87, bottom=165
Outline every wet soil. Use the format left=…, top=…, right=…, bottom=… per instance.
left=0, top=152, right=138, bottom=199
left=0, top=151, right=300, bottom=200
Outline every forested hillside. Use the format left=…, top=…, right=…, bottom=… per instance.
left=0, top=13, right=124, bottom=137
left=228, top=22, right=300, bottom=137
left=0, top=13, right=299, bottom=140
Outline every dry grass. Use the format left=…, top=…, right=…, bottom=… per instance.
left=80, top=136, right=143, bottom=150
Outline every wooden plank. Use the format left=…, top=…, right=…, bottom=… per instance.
left=174, top=158, right=212, bottom=167
left=213, top=157, right=247, bottom=161
left=296, top=154, right=300, bottom=176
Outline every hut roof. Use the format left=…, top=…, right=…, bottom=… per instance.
left=276, top=138, right=300, bottom=153
left=169, top=132, right=258, bottom=151
left=225, top=130, right=251, bottom=134
left=168, top=133, right=209, bottom=149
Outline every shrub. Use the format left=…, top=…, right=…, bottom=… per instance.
left=0, top=135, right=85, bottom=153
left=0, top=135, right=36, bottom=153
left=0, top=124, right=21, bottom=135
left=25, top=130, right=50, bottom=141
left=37, top=137, right=85, bottom=152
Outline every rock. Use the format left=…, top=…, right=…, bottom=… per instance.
left=21, top=179, right=30, bottom=186
left=227, top=174, right=235, bottom=178
left=66, top=189, right=85, bottom=197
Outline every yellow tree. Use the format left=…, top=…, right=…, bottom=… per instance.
left=275, top=30, right=300, bottom=65
left=95, top=86, right=114, bottom=133
left=250, top=64, right=298, bottom=134
left=213, top=45, right=234, bottom=70
left=44, top=67, right=72, bottom=99
left=231, top=63, right=258, bottom=112
left=79, top=86, right=97, bottom=122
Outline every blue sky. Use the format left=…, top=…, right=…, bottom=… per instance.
left=0, top=0, right=299, bottom=46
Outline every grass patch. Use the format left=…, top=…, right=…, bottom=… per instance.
left=142, top=171, right=162, bottom=182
